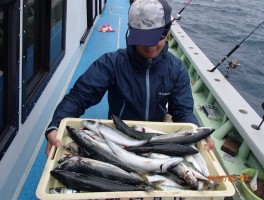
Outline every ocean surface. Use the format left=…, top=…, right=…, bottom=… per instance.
left=168, top=0, right=264, bottom=117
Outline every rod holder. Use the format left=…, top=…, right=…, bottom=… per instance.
left=256, top=103, right=264, bottom=130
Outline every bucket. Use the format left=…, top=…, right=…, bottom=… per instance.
left=241, top=168, right=264, bottom=200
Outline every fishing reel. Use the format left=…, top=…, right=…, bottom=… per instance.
left=176, top=14, right=182, bottom=20
left=175, top=14, right=189, bottom=21
left=224, top=59, right=240, bottom=78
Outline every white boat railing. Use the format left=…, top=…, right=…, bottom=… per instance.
left=169, top=21, right=264, bottom=168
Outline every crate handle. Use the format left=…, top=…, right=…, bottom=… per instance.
left=207, top=149, right=217, bottom=162
left=201, top=140, right=217, bottom=162
left=48, top=145, right=58, bottom=161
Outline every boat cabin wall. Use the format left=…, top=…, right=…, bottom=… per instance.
left=0, top=0, right=102, bottom=199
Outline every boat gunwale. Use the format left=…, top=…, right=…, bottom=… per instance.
left=170, top=21, right=264, bottom=167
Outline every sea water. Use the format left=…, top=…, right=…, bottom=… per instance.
left=169, top=0, right=264, bottom=117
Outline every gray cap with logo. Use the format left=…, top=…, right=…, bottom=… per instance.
left=127, top=0, right=172, bottom=47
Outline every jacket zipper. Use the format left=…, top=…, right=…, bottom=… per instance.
left=145, top=59, right=152, bottom=121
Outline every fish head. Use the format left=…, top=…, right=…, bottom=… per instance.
left=184, top=171, right=198, bottom=189
left=57, top=154, right=78, bottom=164
left=81, top=120, right=99, bottom=130
left=63, top=142, right=79, bottom=154
left=57, top=156, right=79, bottom=170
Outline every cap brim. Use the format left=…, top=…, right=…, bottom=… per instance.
left=127, top=27, right=165, bottom=47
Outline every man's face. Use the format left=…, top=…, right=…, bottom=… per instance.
left=135, top=37, right=167, bottom=59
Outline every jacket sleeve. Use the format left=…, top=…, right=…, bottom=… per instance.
left=46, top=53, right=115, bottom=135
left=168, top=59, right=200, bottom=126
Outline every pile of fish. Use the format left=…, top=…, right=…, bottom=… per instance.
left=50, top=115, right=217, bottom=194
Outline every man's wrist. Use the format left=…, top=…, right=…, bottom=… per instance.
left=45, top=127, right=58, bottom=140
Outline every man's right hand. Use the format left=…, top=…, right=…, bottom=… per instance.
left=45, top=130, right=61, bottom=157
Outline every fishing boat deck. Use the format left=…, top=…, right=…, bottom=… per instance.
left=18, top=0, right=129, bottom=199
left=16, top=0, right=263, bottom=199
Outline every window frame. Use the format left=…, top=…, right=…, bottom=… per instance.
left=21, top=0, right=67, bottom=122
left=0, top=0, right=20, bottom=160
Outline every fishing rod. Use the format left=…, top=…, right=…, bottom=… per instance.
left=208, top=19, right=264, bottom=72
left=176, top=0, right=192, bottom=20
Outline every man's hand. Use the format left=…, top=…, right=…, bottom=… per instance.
left=45, top=130, right=61, bottom=157
left=204, top=136, right=215, bottom=151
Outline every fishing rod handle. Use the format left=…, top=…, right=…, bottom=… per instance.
left=226, top=45, right=240, bottom=57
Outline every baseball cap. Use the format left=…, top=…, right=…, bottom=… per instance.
left=127, top=0, right=172, bottom=47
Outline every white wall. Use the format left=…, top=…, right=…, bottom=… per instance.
left=0, top=1, right=89, bottom=200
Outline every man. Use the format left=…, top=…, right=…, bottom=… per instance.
left=45, top=0, right=214, bottom=156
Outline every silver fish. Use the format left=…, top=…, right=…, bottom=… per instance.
left=184, top=155, right=204, bottom=190
left=148, top=127, right=215, bottom=144
left=149, top=152, right=207, bottom=190
left=111, top=114, right=161, bottom=140
left=184, top=155, right=202, bottom=174
left=189, top=144, right=209, bottom=176
left=132, top=125, right=167, bottom=134
left=66, top=126, right=138, bottom=172
left=82, top=129, right=106, bottom=143
left=105, top=138, right=183, bottom=173
left=146, top=174, right=187, bottom=191
left=57, top=155, right=146, bottom=185
left=168, top=162, right=199, bottom=189
left=50, top=169, right=152, bottom=192
left=82, top=133, right=114, bottom=154
left=49, top=187, right=78, bottom=194
left=250, top=169, right=259, bottom=191
left=82, top=120, right=148, bottom=147
left=182, top=160, right=208, bottom=182
left=63, top=142, right=80, bottom=154
left=126, top=143, right=199, bottom=156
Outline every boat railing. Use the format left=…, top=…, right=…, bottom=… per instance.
left=168, top=21, right=264, bottom=172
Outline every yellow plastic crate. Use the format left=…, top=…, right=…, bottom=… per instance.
left=36, top=118, right=235, bottom=200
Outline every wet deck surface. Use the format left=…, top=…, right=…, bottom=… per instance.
left=18, top=0, right=129, bottom=199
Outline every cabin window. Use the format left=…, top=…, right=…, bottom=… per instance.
left=93, top=0, right=98, bottom=21
left=0, top=9, right=3, bottom=133
left=0, top=0, right=20, bottom=160
left=99, top=0, right=106, bottom=15
left=87, top=0, right=94, bottom=29
left=50, top=0, right=65, bottom=67
left=22, top=0, right=66, bottom=122
left=81, top=0, right=106, bottom=44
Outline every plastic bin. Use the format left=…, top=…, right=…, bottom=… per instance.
left=36, top=118, right=235, bottom=200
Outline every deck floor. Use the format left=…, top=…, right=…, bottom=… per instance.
left=18, top=0, right=129, bottom=199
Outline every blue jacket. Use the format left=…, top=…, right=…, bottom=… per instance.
left=46, top=43, right=199, bottom=134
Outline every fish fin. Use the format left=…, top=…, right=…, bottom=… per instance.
left=141, top=180, right=164, bottom=191
left=151, top=183, right=164, bottom=191
left=136, top=172, right=154, bottom=186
